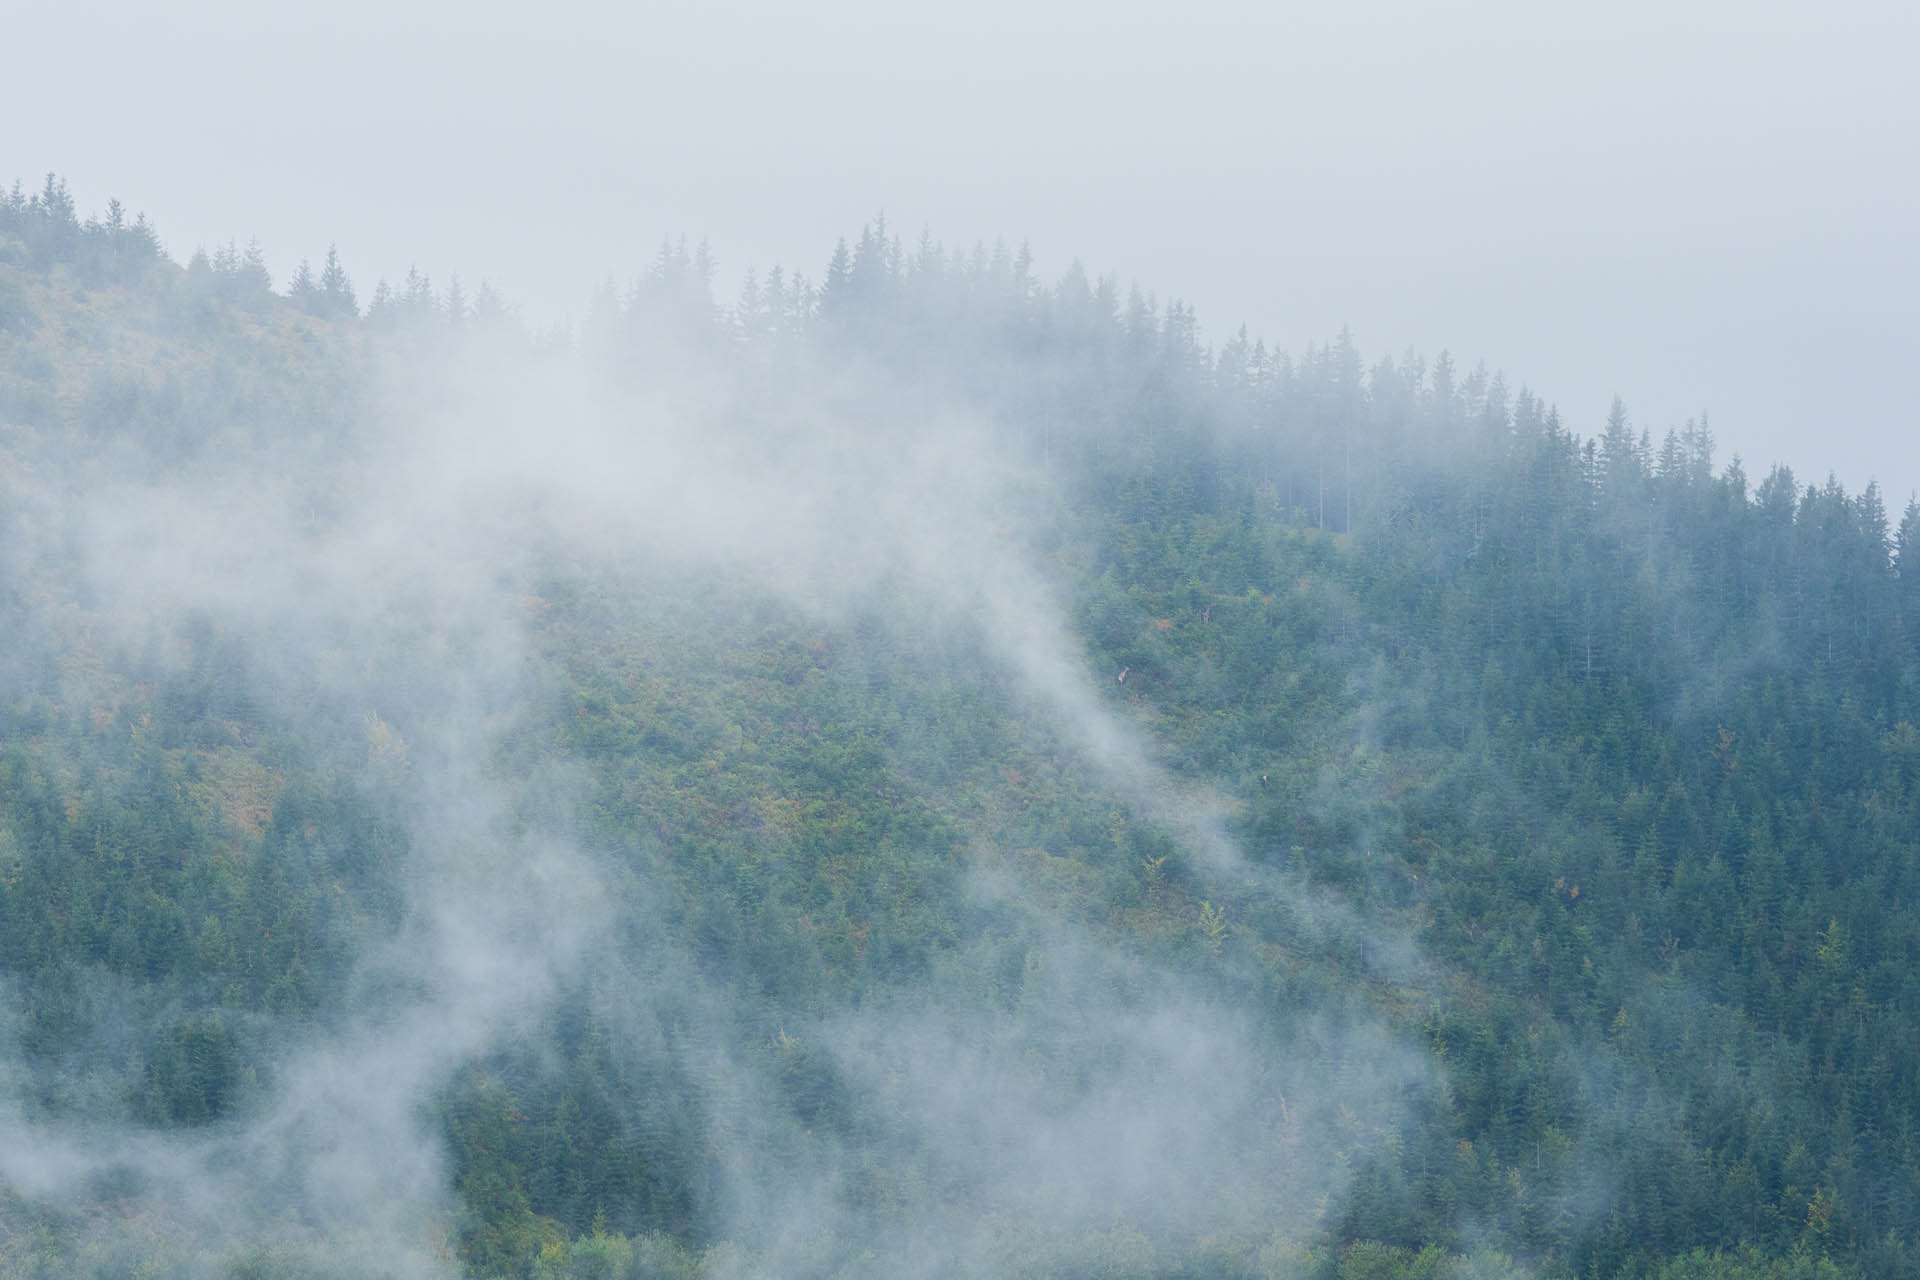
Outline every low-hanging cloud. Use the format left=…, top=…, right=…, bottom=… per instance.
left=0, top=306, right=1444, bottom=1276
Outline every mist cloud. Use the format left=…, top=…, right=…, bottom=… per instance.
left=0, top=283, right=1449, bottom=1275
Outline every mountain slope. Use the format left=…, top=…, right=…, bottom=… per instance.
left=1, top=179, right=1916, bottom=1280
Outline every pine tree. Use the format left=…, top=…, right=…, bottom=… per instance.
left=240, top=237, right=271, bottom=294
left=472, top=280, right=510, bottom=330
left=910, top=228, right=942, bottom=290
left=848, top=222, right=887, bottom=304
left=319, top=243, right=356, bottom=317
left=1895, top=497, right=1920, bottom=652
left=28, top=173, right=79, bottom=262
left=289, top=258, right=318, bottom=308
left=821, top=238, right=853, bottom=314
left=129, top=212, right=161, bottom=260
left=733, top=267, right=764, bottom=346
left=402, top=266, right=433, bottom=321
left=762, top=264, right=789, bottom=338
left=445, top=275, right=467, bottom=328
left=367, top=278, right=395, bottom=326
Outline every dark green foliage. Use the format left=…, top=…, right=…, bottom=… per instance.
left=4, top=182, right=1918, bottom=1279
left=138, top=1013, right=242, bottom=1124
left=0, top=609, right=407, bottom=1133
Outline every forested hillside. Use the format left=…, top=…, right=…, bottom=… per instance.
left=2, top=176, right=1916, bottom=1280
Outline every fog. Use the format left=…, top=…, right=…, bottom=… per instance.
left=9, top=0, right=1917, bottom=498
left=6, top=4, right=1919, bottom=1273
left=0, top=273, right=1447, bottom=1273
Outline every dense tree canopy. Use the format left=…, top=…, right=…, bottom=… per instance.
left=2, top=179, right=1918, bottom=1279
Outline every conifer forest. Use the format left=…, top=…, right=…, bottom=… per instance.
left=2, top=175, right=1919, bottom=1280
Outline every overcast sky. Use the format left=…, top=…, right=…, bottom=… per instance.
left=10, top=0, right=1917, bottom=499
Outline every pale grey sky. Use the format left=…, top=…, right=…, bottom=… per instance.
left=10, top=0, right=1917, bottom=498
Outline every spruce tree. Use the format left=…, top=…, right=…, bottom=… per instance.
left=820, top=238, right=852, bottom=314
left=445, top=274, right=467, bottom=328
left=1895, top=497, right=1920, bottom=651
left=289, top=258, right=317, bottom=307
left=319, top=243, right=356, bottom=317
left=240, top=237, right=271, bottom=293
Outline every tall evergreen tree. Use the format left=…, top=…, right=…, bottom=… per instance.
left=289, top=257, right=318, bottom=308
left=319, top=243, right=356, bottom=317
left=1895, top=497, right=1920, bottom=650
